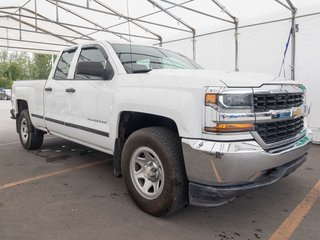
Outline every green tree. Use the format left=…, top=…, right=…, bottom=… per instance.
left=31, top=54, right=52, bottom=79
left=0, top=50, right=54, bottom=88
left=0, top=77, right=12, bottom=89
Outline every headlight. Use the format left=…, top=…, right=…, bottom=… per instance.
left=205, top=93, right=253, bottom=109
left=204, top=89, right=254, bottom=133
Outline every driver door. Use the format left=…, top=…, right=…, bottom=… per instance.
left=62, top=44, right=116, bottom=151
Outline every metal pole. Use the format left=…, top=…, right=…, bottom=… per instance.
left=45, top=0, right=131, bottom=42
left=159, top=0, right=233, bottom=24
left=286, top=0, right=297, bottom=80
left=21, top=7, right=94, bottom=40
left=275, top=0, right=297, bottom=80
left=19, top=8, right=22, bottom=40
left=34, top=0, right=37, bottom=32
left=9, top=16, right=75, bottom=44
left=56, top=1, right=59, bottom=22
left=106, top=0, right=194, bottom=34
left=6, top=28, right=9, bottom=50
left=2, top=10, right=158, bottom=41
left=94, top=0, right=163, bottom=45
left=0, top=36, right=70, bottom=47
left=147, top=0, right=196, bottom=59
left=192, top=35, right=196, bottom=61
left=0, top=44, right=60, bottom=53
left=290, top=12, right=296, bottom=80
left=0, top=25, right=90, bottom=41
left=235, top=20, right=239, bottom=71
left=50, top=0, right=190, bottom=33
left=211, top=0, right=239, bottom=71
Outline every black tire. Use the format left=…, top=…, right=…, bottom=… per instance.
left=18, top=110, right=44, bottom=150
left=122, top=127, right=188, bottom=216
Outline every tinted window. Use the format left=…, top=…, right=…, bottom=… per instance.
left=111, top=44, right=201, bottom=74
left=74, top=47, right=113, bottom=80
left=54, top=49, right=76, bottom=79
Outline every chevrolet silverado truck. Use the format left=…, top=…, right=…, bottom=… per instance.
left=11, top=41, right=312, bottom=216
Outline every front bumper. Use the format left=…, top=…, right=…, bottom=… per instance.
left=189, top=154, right=307, bottom=207
left=181, top=129, right=312, bottom=206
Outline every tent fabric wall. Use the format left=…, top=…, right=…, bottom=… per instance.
left=163, top=9, right=320, bottom=143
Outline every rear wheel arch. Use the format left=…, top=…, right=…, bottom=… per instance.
left=18, top=109, right=44, bottom=150
left=15, top=100, right=29, bottom=133
left=17, top=99, right=29, bottom=114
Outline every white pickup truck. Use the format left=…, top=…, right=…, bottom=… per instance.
left=11, top=41, right=312, bottom=216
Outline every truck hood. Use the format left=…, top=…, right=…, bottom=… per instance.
left=148, top=69, right=297, bottom=88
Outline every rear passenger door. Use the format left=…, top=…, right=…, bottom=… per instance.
left=62, top=44, right=116, bottom=151
left=44, top=47, right=77, bottom=135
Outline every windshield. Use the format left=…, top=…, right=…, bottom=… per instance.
left=111, top=43, right=201, bottom=74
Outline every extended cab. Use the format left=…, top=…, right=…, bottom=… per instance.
left=11, top=41, right=312, bottom=216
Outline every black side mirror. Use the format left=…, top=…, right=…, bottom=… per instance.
left=75, top=61, right=113, bottom=80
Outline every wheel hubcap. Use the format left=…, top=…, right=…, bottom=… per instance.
left=20, top=118, right=29, bottom=143
left=130, top=146, right=164, bottom=200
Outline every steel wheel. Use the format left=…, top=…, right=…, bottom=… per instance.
left=20, top=117, right=29, bottom=144
left=130, top=146, right=165, bottom=200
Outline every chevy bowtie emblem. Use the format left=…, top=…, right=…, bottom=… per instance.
left=292, top=108, right=302, bottom=117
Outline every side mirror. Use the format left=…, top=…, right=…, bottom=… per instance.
left=75, top=61, right=112, bottom=80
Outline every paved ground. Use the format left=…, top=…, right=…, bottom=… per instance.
left=0, top=100, right=319, bottom=240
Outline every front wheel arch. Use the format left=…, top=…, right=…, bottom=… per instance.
left=121, top=127, right=188, bottom=216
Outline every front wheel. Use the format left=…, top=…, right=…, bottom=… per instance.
left=18, top=110, right=44, bottom=150
left=122, top=127, right=188, bottom=216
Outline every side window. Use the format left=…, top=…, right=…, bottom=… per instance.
left=53, top=49, right=76, bottom=79
left=74, top=47, right=114, bottom=80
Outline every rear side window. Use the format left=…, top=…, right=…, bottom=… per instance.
left=53, top=49, right=76, bottom=79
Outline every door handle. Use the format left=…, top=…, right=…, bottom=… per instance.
left=65, top=88, right=76, bottom=93
left=45, top=87, right=52, bottom=92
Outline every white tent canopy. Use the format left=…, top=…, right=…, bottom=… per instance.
left=0, top=0, right=319, bottom=52
left=1, top=0, right=320, bottom=142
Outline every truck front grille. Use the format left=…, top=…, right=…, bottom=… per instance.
left=255, top=117, right=304, bottom=144
left=253, top=93, right=303, bottom=112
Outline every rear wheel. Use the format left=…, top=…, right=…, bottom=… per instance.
left=18, top=110, right=44, bottom=150
left=122, top=127, right=188, bottom=216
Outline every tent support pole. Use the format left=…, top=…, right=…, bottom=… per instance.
left=9, top=16, right=75, bottom=44
left=211, top=0, right=239, bottom=71
left=192, top=34, right=196, bottom=61
left=93, top=0, right=163, bottom=46
left=21, top=7, right=94, bottom=40
left=159, top=0, right=233, bottom=24
left=19, top=8, right=22, bottom=40
left=45, top=0, right=131, bottom=42
left=2, top=10, right=159, bottom=41
left=147, top=0, right=196, bottom=60
left=0, top=25, right=90, bottom=41
left=235, top=20, right=239, bottom=71
left=34, top=0, right=37, bottom=32
left=51, top=0, right=190, bottom=33
left=56, top=1, right=59, bottom=22
left=275, top=0, right=297, bottom=80
left=286, top=0, right=297, bottom=80
left=291, top=12, right=296, bottom=80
